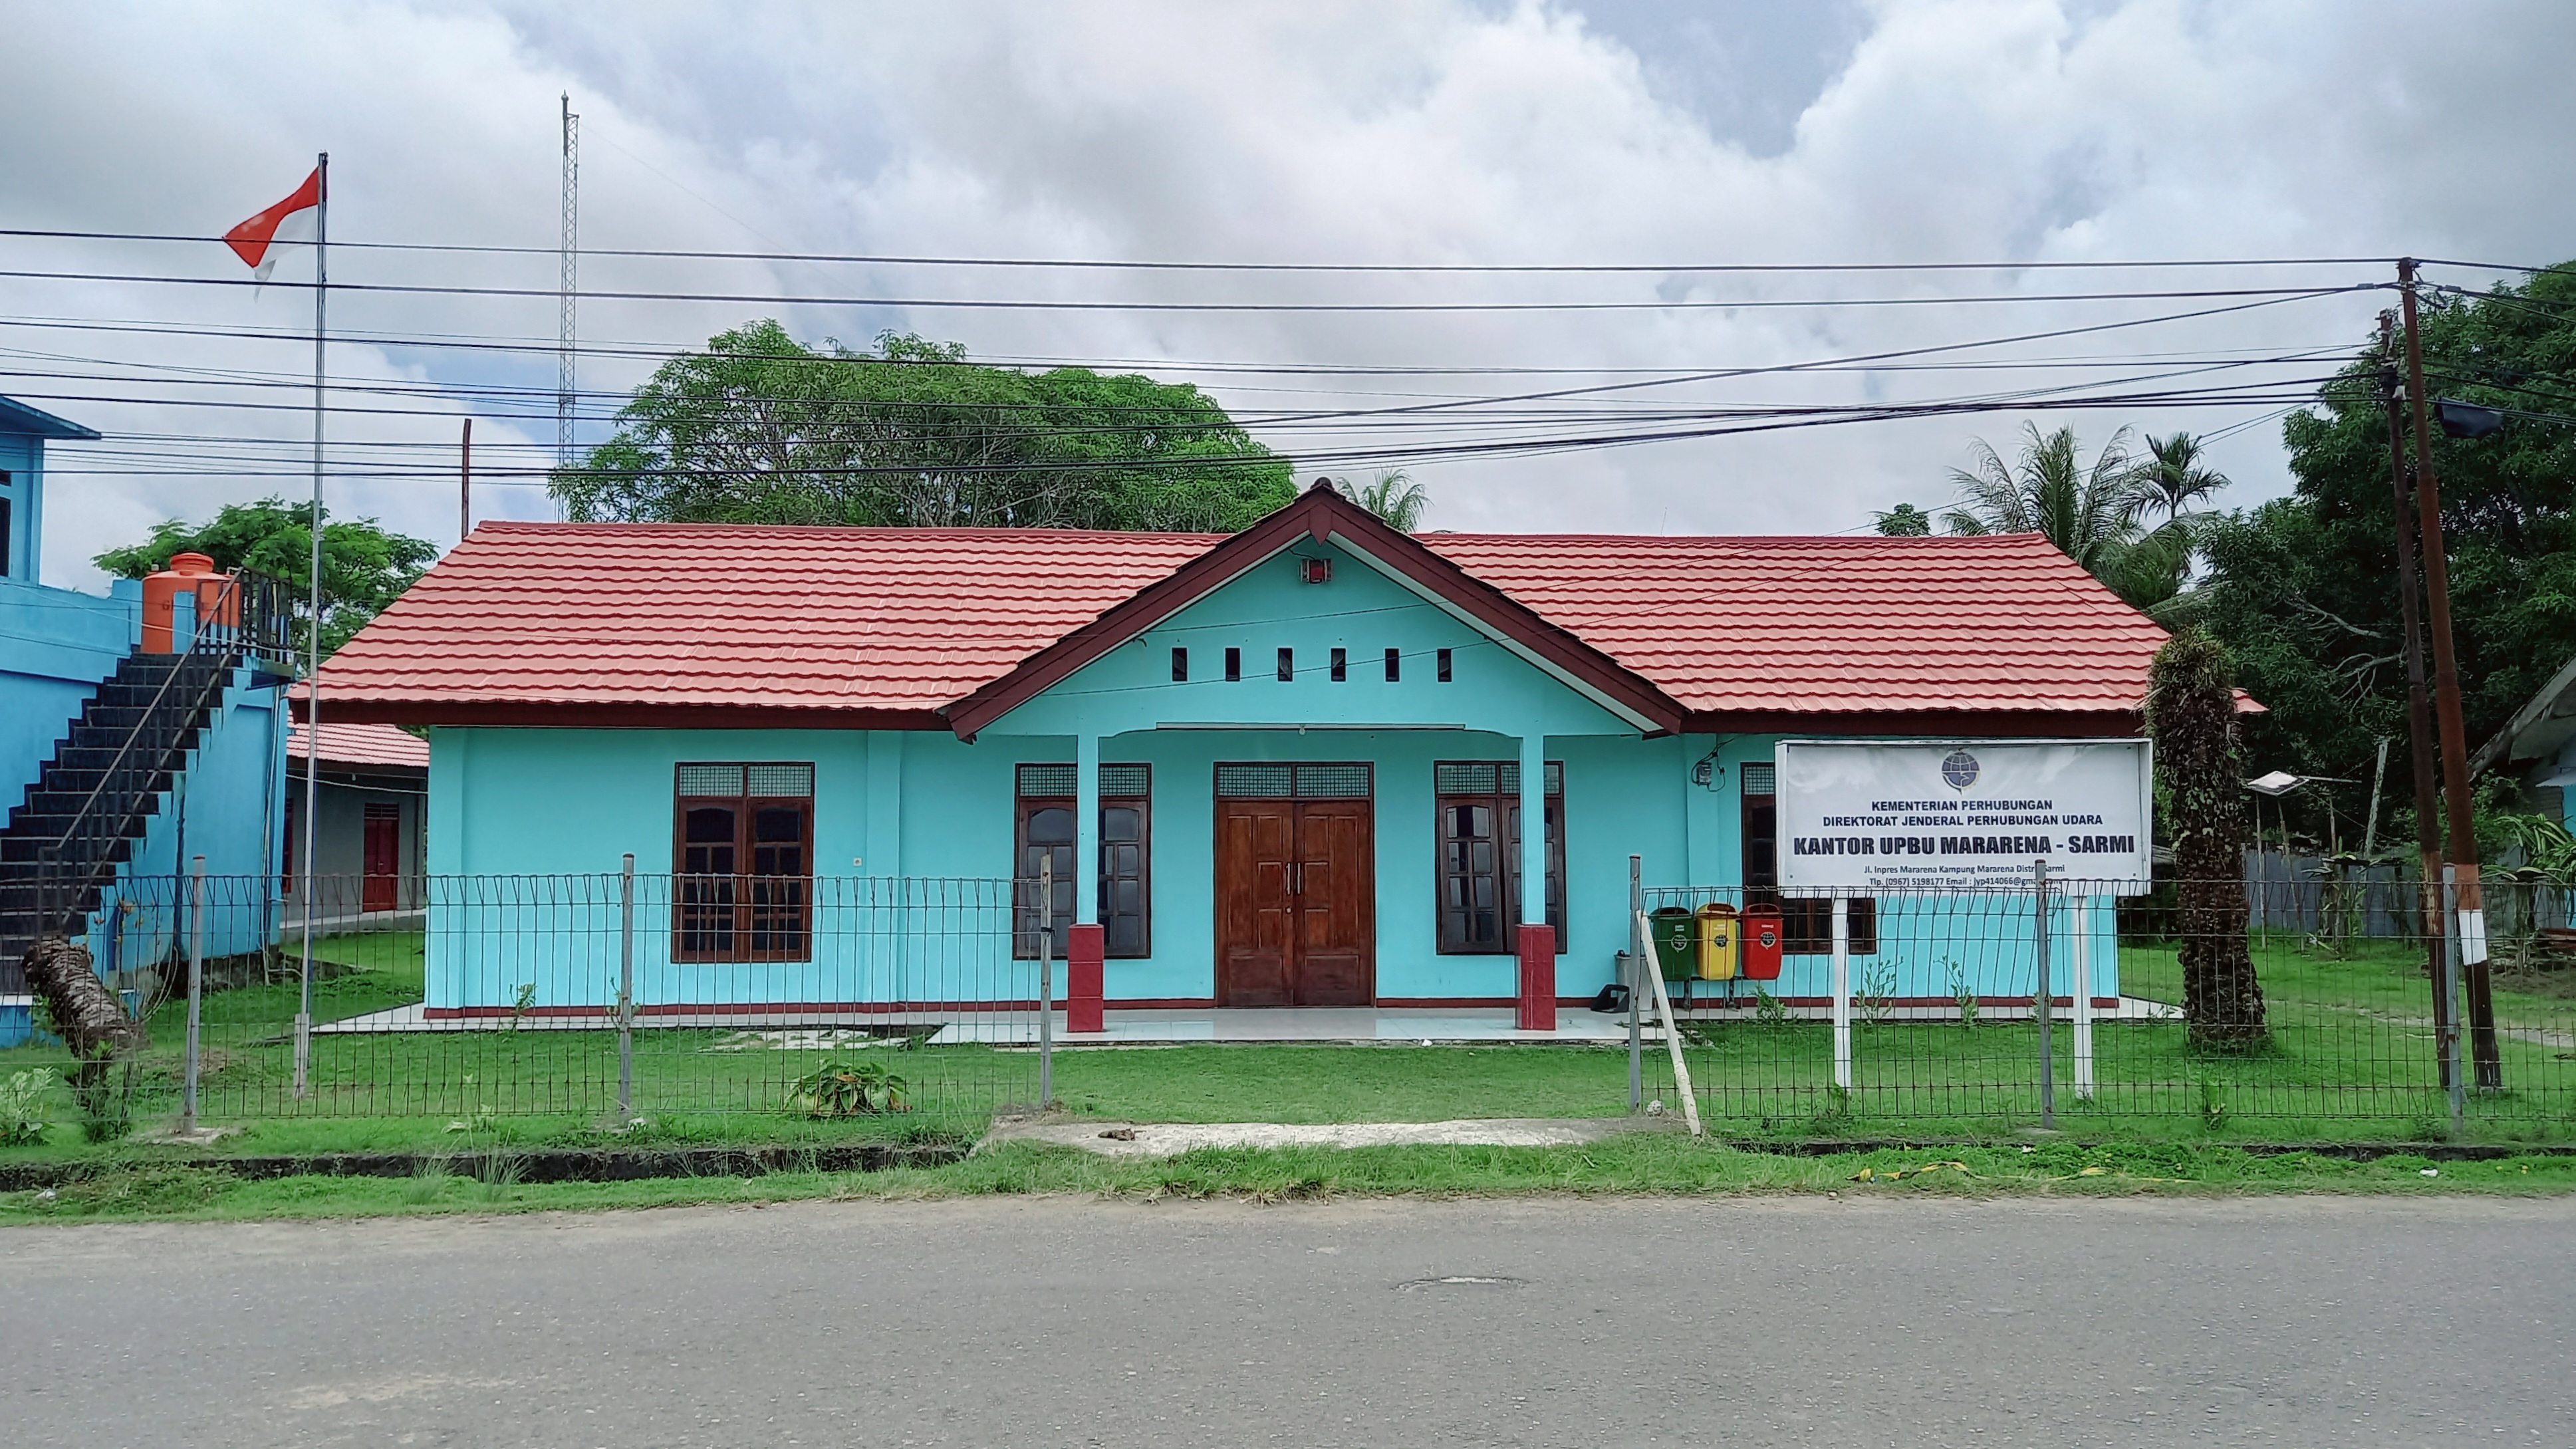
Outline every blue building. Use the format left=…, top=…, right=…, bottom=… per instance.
left=1, top=396, right=291, bottom=1043
left=317, top=484, right=2161, bottom=1028
left=2478, top=653, right=2576, bottom=836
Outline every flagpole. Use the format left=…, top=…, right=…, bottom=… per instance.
left=295, top=150, right=326, bottom=1099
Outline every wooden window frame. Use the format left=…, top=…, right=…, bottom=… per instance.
left=1013, top=765, right=1152, bottom=960
left=1434, top=761, right=1565, bottom=956
left=672, top=762, right=815, bottom=964
left=1741, top=779, right=1876, bottom=955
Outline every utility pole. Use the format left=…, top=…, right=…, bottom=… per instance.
left=557, top=93, right=580, bottom=515
left=2398, top=259, right=2502, bottom=1090
left=458, top=417, right=473, bottom=543
left=2376, top=313, right=2453, bottom=1085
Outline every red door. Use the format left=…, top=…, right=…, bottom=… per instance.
left=1215, top=777, right=1374, bottom=1007
left=361, top=803, right=402, bottom=913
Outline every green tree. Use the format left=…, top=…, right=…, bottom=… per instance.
left=1872, top=502, right=1933, bottom=536
left=1332, top=469, right=1430, bottom=531
left=551, top=321, right=1295, bottom=531
left=93, top=497, right=435, bottom=660
left=2172, top=263, right=2576, bottom=844
left=2145, top=626, right=2267, bottom=1047
left=1938, top=423, right=2189, bottom=606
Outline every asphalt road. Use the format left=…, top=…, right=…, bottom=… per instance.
left=4, top=1195, right=2569, bottom=1447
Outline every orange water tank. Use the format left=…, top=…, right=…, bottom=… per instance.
left=140, top=552, right=238, bottom=652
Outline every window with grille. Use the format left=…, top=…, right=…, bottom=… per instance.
left=1015, top=763, right=1152, bottom=959
left=674, top=762, right=814, bottom=963
left=1214, top=762, right=1372, bottom=799
left=1434, top=761, right=1565, bottom=955
left=1741, top=767, right=1875, bottom=954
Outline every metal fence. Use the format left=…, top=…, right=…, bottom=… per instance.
left=7, top=866, right=1045, bottom=1136
left=12, top=861, right=2576, bottom=1144
left=1628, top=871, right=2576, bottom=1139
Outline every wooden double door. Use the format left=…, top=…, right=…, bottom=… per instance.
left=1216, top=777, right=1374, bottom=1007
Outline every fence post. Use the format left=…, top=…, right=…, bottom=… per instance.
left=2443, top=865, right=2466, bottom=1138
left=2071, top=894, right=2095, bottom=1101
left=1039, top=856, right=1055, bottom=1107
left=2035, top=858, right=2054, bottom=1130
left=1831, top=895, right=1851, bottom=1092
left=183, top=854, right=206, bottom=1134
left=1627, top=855, right=1643, bottom=1113
left=617, top=853, right=635, bottom=1122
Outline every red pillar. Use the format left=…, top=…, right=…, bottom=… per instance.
left=1066, top=923, right=1106, bottom=1033
left=1515, top=924, right=1556, bottom=1032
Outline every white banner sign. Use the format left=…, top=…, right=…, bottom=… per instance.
left=1775, top=739, right=2154, bottom=895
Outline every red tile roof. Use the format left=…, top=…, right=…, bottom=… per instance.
left=289, top=720, right=431, bottom=770
left=315, top=520, right=2169, bottom=727
left=1421, top=533, right=2168, bottom=716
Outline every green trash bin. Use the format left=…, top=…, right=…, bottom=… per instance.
left=1648, top=908, right=1698, bottom=984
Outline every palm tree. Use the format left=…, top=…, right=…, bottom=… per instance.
left=1940, top=424, right=2177, bottom=604
left=2136, top=431, right=2231, bottom=524
left=1335, top=469, right=1430, bottom=532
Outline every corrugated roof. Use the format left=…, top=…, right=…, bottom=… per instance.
left=315, top=520, right=2169, bottom=725
left=289, top=720, right=430, bottom=770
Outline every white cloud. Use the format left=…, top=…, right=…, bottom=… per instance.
left=2, top=0, right=2569, bottom=585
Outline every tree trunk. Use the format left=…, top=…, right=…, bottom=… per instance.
left=20, top=935, right=141, bottom=1104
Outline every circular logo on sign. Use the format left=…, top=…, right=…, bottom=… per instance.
left=1942, top=749, right=1980, bottom=791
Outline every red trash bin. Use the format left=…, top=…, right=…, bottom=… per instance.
left=1741, top=903, right=1785, bottom=980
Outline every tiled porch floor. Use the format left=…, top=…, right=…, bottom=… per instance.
left=314, top=1003, right=1643, bottom=1042
left=315, top=998, right=2176, bottom=1039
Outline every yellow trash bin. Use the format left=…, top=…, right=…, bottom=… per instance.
left=1695, top=902, right=1740, bottom=981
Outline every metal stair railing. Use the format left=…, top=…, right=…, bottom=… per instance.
left=33, top=569, right=291, bottom=938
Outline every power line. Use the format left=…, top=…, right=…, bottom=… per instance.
left=0, top=227, right=2408, bottom=274
left=0, top=267, right=2382, bottom=315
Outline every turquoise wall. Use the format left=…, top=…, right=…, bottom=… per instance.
left=420, top=537, right=2119, bottom=1011
left=1, top=429, right=43, bottom=583
left=0, top=576, right=140, bottom=813
left=68, top=668, right=285, bottom=977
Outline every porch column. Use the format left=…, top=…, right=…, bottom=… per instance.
left=1516, top=731, right=1555, bottom=1031
left=1067, top=731, right=1106, bottom=1032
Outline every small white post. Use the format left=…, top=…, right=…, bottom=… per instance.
left=2071, top=894, right=2096, bottom=1101
left=616, top=853, right=635, bottom=1120
left=1831, top=895, right=1852, bottom=1092
left=1632, top=909, right=1702, bottom=1138
left=183, top=855, right=206, bottom=1133
left=1039, top=855, right=1055, bottom=1107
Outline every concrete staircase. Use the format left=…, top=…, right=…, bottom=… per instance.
left=0, top=650, right=236, bottom=992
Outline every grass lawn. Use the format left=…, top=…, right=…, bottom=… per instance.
left=8, top=927, right=2575, bottom=1164
left=7, top=1135, right=2575, bottom=1224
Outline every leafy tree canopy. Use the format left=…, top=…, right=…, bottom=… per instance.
left=1872, top=502, right=1933, bottom=536
left=551, top=321, right=1296, bottom=532
left=92, top=497, right=435, bottom=660
left=2171, top=263, right=2576, bottom=847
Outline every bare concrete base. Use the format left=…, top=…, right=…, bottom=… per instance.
left=982, top=1116, right=1642, bottom=1157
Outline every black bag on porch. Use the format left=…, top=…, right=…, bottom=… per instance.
left=1588, top=982, right=1631, bottom=1014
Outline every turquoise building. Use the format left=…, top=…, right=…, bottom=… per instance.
left=318, top=484, right=2162, bottom=1026
left=1, top=396, right=291, bottom=1043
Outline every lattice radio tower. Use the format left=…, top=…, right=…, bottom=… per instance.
left=557, top=94, right=580, bottom=491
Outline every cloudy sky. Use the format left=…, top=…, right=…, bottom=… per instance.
left=3, top=0, right=2569, bottom=587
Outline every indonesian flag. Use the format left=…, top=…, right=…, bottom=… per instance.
left=225, top=168, right=323, bottom=281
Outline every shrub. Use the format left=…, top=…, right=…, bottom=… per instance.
left=785, top=1060, right=909, bottom=1118
left=2, top=1067, right=61, bottom=1145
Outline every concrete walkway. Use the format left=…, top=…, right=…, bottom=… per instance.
left=983, top=1115, right=1642, bottom=1156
